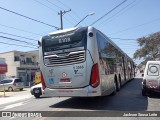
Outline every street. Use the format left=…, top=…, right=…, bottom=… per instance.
left=0, top=76, right=160, bottom=120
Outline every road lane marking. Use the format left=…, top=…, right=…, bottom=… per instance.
left=9, top=116, right=16, bottom=119
left=1, top=102, right=26, bottom=110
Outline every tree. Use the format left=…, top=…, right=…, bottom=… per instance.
left=133, top=32, right=160, bottom=62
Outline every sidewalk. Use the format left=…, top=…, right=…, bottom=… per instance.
left=0, top=88, right=33, bottom=106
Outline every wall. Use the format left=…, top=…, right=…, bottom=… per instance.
left=0, top=58, right=7, bottom=80
left=0, top=52, right=17, bottom=77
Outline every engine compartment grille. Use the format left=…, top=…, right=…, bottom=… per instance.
left=44, top=51, right=85, bottom=66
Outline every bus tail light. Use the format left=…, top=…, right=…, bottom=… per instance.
left=40, top=71, right=46, bottom=90
left=90, top=63, right=100, bottom=88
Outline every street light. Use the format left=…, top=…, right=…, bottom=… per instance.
left=74, top=12, right=95, bottom=27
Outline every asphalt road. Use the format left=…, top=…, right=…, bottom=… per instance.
left=0, top=77, right=160, bottom=120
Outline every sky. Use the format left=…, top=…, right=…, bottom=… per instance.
left=0, top=0, right=160, bottom=64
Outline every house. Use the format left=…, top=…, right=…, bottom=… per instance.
left=0, top=50, right=39, bottom=86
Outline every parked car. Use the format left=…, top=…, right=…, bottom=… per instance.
left=142, top=61, right=160, bottom=96
left=0, top=78, right=24, bottom=92
left=30, top=83, right=47, bottom=98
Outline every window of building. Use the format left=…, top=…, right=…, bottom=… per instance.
left=26, top=58, right=32, bottom=64
left=14, top=56, right=20, bottom=61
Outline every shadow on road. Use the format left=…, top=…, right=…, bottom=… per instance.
left=50, top=78, right=148, bottom=111
left=148, top=93, right=160, bottom=99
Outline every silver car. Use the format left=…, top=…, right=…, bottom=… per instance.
left=0, top=78, right=24, bottom=92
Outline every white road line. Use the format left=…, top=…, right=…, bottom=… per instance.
left=9, top=116, right=16, bottom=119
left=1, top=102, right=26, bottom=110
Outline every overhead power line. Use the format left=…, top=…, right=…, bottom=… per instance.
left=45, top=0, right=63, bottom=10
left=0, top=36, right=37, bottom=46
left=97, top=0, right=137, bottom=27
left=33, top=0, right=75, bottom=27
left=0, top=23, right=42, bottom=36
left=45, top=0, right=78, bottom=23
left=0, top=23, right=55, bottom=38
left=63, top=16, right=75, bottom=25
left=0, top=41, right=37, bottom=49
left=33, top=0, right=58, bottom=12
left=0, top=6, right=60, bottom=30
left=109, top=17, right=160, bottom=35
left=90, top=0, right=127, bottom=26
left=56, top=0, right=70, bottom=9
left=0, top=32, right=37, bottom=41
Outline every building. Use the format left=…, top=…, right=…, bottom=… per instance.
left=0, top=50, right=39, bottom=86
left=0, top=58, right=7, bottom=81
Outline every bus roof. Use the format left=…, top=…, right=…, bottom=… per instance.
left=49, top=27, right=78, bottom=35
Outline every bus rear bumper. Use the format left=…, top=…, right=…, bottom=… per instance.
left=44, top=86, right=101, bottom=97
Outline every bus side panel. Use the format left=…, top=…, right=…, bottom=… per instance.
left=87, top=27, right=102, bottom=96
left=121, top=56, right=126, bottom=85
left=95, top=38, right=112, bottom=95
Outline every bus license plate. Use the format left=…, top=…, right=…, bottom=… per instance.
left=35, top=89, right=40, bottom=93
left=60, top=78, right=70, bottom=82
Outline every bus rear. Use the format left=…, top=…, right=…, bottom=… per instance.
left=39, top=27, right=101, bottom=97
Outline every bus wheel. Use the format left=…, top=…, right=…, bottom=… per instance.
left=111, top=81, right=116, bottom=96
left=119, top=75, right=122, bottom=87
left=116, top=80, right=120, bottom=91
left=34, top=94, right=41, bottom=98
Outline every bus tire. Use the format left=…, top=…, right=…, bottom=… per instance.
left=115, top=76, right=120, bottom=91
left=119, top=75, right=122, bottom=87
left=111, top=81, right=117, bottom=96
left=34, top=94, right=41, bottom=98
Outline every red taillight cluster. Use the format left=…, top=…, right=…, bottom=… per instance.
left=90, top=63, right=100, bottom=88
left=142, top=79, right=158, bottom=89
left=40, top=71, right=46, bottom=90
left=149, top=80, right=158, bottom=85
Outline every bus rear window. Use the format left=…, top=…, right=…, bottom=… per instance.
left=42, top=28, right=87, bottom=52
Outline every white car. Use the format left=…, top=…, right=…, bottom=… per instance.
left=142, top=61, right=160, bottom=96
left=30, top=83, right=48, bottom=98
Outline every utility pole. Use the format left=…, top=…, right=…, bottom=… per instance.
left=58, top=9, right=71, bottom=30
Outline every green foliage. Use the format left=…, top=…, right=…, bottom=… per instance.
left=133, top=32, right=160, bottom=61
